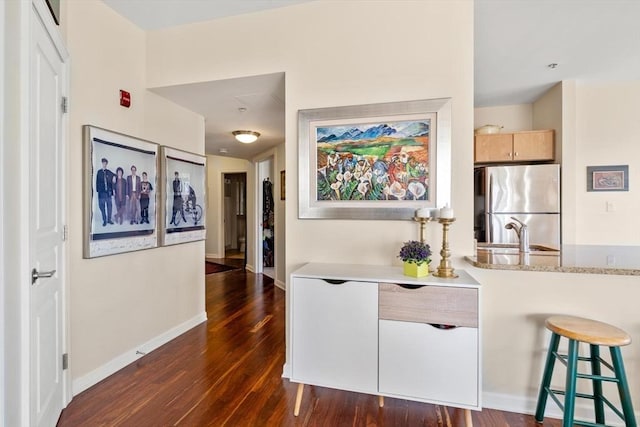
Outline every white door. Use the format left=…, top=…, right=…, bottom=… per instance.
left=29, top=6, right=66, bottom=426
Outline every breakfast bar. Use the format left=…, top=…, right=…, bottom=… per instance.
left=466, top=244, right=640, bottom=275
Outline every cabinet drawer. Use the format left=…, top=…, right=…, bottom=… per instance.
left=379, top=319, right=478, bottom=407
left=379, top=283, right=478, bottom=328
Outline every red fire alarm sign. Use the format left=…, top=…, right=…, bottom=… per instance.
left=120, top=90, right=131, bottom=108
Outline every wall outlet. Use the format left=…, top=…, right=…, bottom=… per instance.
left=607, top=255, right=616, bottom=266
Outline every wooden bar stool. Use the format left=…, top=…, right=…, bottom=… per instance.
left=535, top=315, right=637, bottom=427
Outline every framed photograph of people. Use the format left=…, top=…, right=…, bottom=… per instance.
left=83, top=125, right=159, bottom=258
left=298, top=98, right=452, bottom=220
left=160, top=147, right=207, bottom=246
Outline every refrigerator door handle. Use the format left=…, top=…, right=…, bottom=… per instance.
left=486, top=173, right=493, bottom=243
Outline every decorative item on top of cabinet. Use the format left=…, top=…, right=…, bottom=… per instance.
left=474, top=129, right=554, bottom=163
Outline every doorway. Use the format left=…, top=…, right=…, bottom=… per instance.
left=223, top=173, right=247, bottom=264
left=257, top=157, right=275, bottom=279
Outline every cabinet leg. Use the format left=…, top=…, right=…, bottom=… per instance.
left=294, top=383, right=304, bottom=416
left=464, top=409, right=473, bottom=427
left=378, top=396, right=384, bottom=408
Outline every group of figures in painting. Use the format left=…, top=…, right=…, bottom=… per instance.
left=96, top=159, right=201, bottom=228
left=95, top=157, right=153, bottom=226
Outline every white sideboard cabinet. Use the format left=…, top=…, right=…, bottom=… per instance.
left=289, top=263, right=482, bottom=426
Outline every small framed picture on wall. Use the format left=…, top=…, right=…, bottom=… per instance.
left=160, top=146, right=207, bottom=246
left=587, top=165, right=629, bottom=192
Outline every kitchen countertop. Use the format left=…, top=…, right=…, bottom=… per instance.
left=465, top=245, right=640, bottom=276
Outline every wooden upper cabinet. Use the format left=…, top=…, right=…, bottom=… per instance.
left=512, top=130, right=554, bottom=161
left=474, top=129, right=554, bottom=163
left=474, top=134, right=513, bottom=162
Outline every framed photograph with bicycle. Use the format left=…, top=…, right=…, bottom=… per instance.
left=83, top=125, right=159, bottom=258
left=160, top=146, right=207, bottom=246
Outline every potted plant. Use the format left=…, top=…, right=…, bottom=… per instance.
left=398, top=240, right=432, bottom=277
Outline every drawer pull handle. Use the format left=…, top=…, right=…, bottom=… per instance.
left=397, top=284, right=423, bottom=290
left=429, top=323, right=458, bottom=330
left=322, top=279, right=348, bottom=285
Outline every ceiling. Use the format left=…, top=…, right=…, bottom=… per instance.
left=151, top=73, right=285, bottom=159
left=475, top=0, right=640, bottom=107
left=103, top=0, right=640, bottom=157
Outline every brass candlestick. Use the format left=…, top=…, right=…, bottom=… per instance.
left=412, top=216, right=433, bottom=243
left=433, top=217, right=458, bottom=278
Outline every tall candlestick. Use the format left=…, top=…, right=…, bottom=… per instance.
left=413, top=216, right=432, bottom=243
left=433, top=217, right=458, bottom=278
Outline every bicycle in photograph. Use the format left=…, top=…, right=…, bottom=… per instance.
left=174, top=200, right=203, bottom=226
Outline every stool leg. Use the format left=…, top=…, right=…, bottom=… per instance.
left=535, top=332, right=561, bottom=422
left=563, top=339, right=579, bottom=427
left=610, top=347, right=637, bottom=427
left=589, top=344, right=605, bottom=424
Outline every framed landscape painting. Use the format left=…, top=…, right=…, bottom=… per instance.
left=83, top=125, right=159, bottom=258
left=160, top=146, right=207, bottom=246
left=298, top=98, right=452, bottom=219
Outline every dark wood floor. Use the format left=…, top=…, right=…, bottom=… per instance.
left=58, top=264, right=561, bottom=426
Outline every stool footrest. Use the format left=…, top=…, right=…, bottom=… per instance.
left=547, top=388, right=623, bottom=426
left=552, top=352, right=619, bottom=383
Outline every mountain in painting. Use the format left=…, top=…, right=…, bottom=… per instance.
left=394, top=121, right=429, bottom=138
left=359, top=124, right=396, bottom=139
left=317, top=121, right=429, bottom=143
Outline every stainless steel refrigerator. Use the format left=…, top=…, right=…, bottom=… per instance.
left=474, top=164, right=561, bottom=249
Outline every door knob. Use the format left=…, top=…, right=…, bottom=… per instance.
left=31, top=268, right=56, bottom=285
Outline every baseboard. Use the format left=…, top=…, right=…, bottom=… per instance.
left=72, top=311, right=207, bottom=396
left=205, top=252, right=221, bottom=259
left=275, top=279, right=285, bottom=290
left=483, top=391, right=637, bottom=426
left=245, top=264, right=255, bottom=273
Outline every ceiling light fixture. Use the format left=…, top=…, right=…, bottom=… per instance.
left=232, top=130, right=261, bottom=144
left=547, top=63, right=558, bottom=69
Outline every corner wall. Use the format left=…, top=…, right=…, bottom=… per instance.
left=65, top=0, right=206, bottom=391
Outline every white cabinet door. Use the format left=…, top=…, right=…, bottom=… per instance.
left=379, top=320, right=478, bottom=407
left=291, top=278, right=378, bottom=394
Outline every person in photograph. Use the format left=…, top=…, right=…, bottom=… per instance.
left=170, top=171, right=186, bottom=225
left=139, top=171, right=153, bottom=224
left=186, top=185, right=197, bottom=211
left=126, top=165, right=142, bottom=224
left=113, top=167, right=127, bottom=225
left=95, top=157, right=115, bottom=227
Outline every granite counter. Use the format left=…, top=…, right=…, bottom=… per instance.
left=465, top=245, right=640, bottom=276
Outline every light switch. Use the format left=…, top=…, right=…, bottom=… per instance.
left=606, top=201, right=615, bottom=212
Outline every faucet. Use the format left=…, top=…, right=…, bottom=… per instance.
left=505, top=217, right=530, bottom=253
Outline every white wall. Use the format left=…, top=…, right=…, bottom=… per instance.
left=64, top=0, right=206, bottom=391
left=533, top=82, right=563, bottom=163
left=474, top=103, right=533, bottom=132
left=573, top=81, right=640, bottom=245
left=205, top=155, right=252, bottom=260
